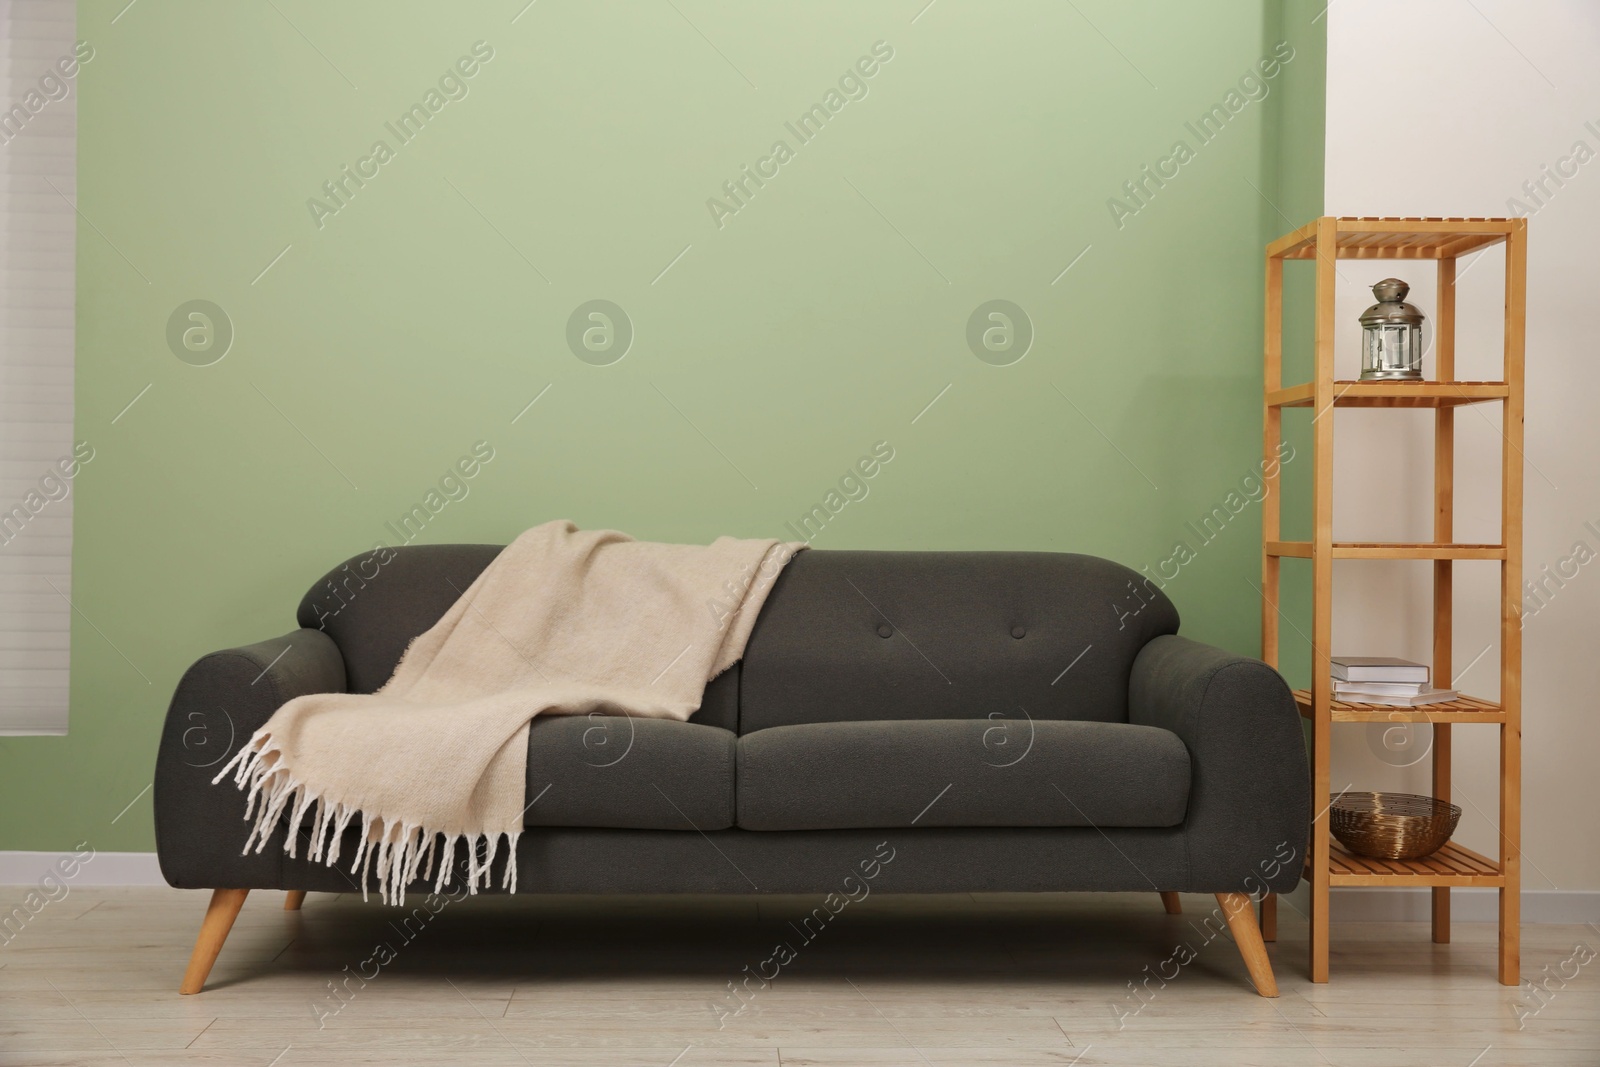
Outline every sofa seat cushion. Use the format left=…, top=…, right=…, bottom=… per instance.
left=523, top=716, right=735, bottom=830
left=735, top=719, right=1189, bottom=831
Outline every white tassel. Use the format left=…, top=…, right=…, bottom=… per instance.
left=324, top=805, right=342, bottom=866
left=249, top=773, right=298, bottom=855
left=391, top=829, right=407, bottom=904
left=327, top=804, right=356, bottom=867
left=483, top=834, right=499, bottom=890
left=504, top=830, right=521, bottom=894
left=350, top=814, right=370, bottom=876
left=241, top=763, right=268, bottom=824
left=421, top=834, right=439, bottom=884
left=358, top=824, right=375, bottom=903
left=402, top=827, right=422, bottom=901
left=385, top=829, right=401, bottom=905
left=387, top=823, right=407, bottom=905
left=315, top=800, right=334, bottom=864
left=374, top=831, right=390, bottom=900
left=308, top=798, right=328, bottom=862
left=284, top=790, right=314, bottom=859
left=380, top=821, right=397, bottom=903
left=404, top=827, right=427, bottom=886
left=434, top=835, right=457, bottom=895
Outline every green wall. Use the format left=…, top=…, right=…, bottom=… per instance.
left=0, top=1, right=1325, bottom=851
left=1261, top=0, right=1329, bottom=694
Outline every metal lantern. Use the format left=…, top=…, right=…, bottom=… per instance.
left=1359, top=278, right=1425, bottom=380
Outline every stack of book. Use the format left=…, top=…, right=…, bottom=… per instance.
left=1331, top=657, right=1458, bottom=706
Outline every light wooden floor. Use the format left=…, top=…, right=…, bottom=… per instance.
left=2, top=887, right=1596, bottom=1066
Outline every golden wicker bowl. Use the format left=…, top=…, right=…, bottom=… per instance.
left=1330, top=791, right=1461, bottom=860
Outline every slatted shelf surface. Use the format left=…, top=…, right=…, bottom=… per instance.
left=1293, top=689, right=1505, bottom=723
left=1268, top=216, right=1514, bottom=261
left=1266, top=541, right=1505, bottom=560
left=1311, top=840, right=1503, bottom=887
left=1267, top=381, right=1509, bottom=409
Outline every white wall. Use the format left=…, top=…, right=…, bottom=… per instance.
left=1325, top=0, right=1600, bottom=904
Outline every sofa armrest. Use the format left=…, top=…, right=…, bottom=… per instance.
left=153, top=630, right=346, bottom=889
left=1128, top=634, right=1308, bottom=894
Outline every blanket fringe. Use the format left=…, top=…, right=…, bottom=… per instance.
left=214, top=732, right=522, bottom=905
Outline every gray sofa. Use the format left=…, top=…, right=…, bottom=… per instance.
left=155, top=545, right=1309, bottom=996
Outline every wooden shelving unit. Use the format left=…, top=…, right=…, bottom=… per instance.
left=1260, top=217, right=1525, bottom=985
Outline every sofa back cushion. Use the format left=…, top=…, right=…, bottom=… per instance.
left=739, top=550, right=1177, bottom=733
left=294, top=543, right=741, bottom=731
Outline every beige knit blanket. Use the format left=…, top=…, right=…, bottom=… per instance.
left=217, top=521, right=800, bottom=904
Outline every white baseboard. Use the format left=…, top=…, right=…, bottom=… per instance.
left=1283, top=884, right=1600, bottom=924
left=0, top=851, right=166, bottom=887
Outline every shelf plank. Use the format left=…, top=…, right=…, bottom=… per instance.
left=1267, top=542, right=1505, bottom=561
left=1336, top=216, right=1517, bottom=233
left=1338, top=542, right=1504, bottom=560
left=1267, top=381, right=1508, bottom=409
left=1293, top=689, right=1505, bottom=723
left=1266, top=382, right=1315, bottom=408
left=1303, top=841, right=1503, bottom=887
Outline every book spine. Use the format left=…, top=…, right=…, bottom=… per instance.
left=1344, top=671, right=1429, bottom=683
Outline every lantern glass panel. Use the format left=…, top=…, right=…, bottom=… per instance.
left=1363, top=323, right=1421, bottom=378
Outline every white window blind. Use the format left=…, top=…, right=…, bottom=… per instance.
left=0, top=0, right=78, bottom=734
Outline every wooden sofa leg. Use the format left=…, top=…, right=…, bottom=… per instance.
left=1216, top=892, right=1279, bottom=997
left=1260, top=892, right=1277, bottom=942
left=284, top=891, right=306, bottom=911
left=1159, top=891, right=1182, bottom=914
left=180, top=889, right=249, bottom=994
